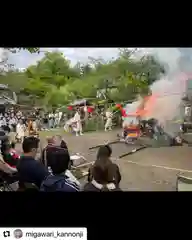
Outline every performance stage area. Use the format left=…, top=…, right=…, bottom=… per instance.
left=38, top=129, right=192, bottom=191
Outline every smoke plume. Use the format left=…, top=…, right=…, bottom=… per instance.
left=125, top=48, right=192, bottom=136
left=147, top=48, right=191, bottom=136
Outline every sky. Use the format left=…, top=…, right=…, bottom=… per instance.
left=4, top=47, right=192, bottom=70
left=7, top=48, right=120, bottom=69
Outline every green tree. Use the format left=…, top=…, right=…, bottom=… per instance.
left=0, top=48, right=165, bottom=108
left=7, top=48, right=40, bottom=54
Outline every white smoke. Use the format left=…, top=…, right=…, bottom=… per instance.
left=124, top=48, right=191, bottom=136
left=147, top=48, right=188, bottom=135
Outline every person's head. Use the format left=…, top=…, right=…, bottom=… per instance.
left=96, top=145, right=112, bottom=161
left=47, top=135, right=61, bottom=146
left=46, top=136, right=54, bottom=145
left=54, top=135, right=62, bottom=145
left=22, top=136, right=39, bottom=158
left=49, top=148, right=70, bottom=174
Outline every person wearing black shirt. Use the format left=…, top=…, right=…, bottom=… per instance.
left=17, top=137, right=49, bottom=188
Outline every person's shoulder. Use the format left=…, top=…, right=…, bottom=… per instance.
left=64, top=177, right=80, bottom=192
left=17, top=157, right=30, bottom=170
left=19, top=157, right=44, bottom=169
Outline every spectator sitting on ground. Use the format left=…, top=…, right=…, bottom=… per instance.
left=40, top=148, right=80, bottom=192
left=17, top=136, right=49, bottom=188
left=87, top=145, right=121, bottom=188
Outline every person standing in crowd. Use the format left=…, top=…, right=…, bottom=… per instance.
left=58, top=111, right=63, bottom=127
left=73, top=109, right=83, bottom=136
left=9, top=115, right=17, bottom=132
left=41, top=113, right=47, bottom=130
left=104, top=108, right=113, bottom=131
left=32, top=119, right=37, bottom=134
left=16, top=110, right=22, bottom=119
left=0, top=116, right=5, bottom=128
left=17, top=137, right=49, bottom=188
left=48, top=112, right=54, bottom=129
left=16, top=119, right=25, bottom=143
left=54, top=110, right=60, bottom=128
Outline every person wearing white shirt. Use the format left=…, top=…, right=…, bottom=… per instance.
left=58, top=111, right=62, bottom=126
left=16, top=119, right=25, bottom=143
left=48, top=112, right=54, bottom=129
left=105, top=109, right=113, bottom=131
left=73, top=109, right=83, bottom=136
left=54, top=111, right=60, bottom=128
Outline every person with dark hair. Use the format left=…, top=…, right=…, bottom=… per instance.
left=1, top=138, right=19, bottom=168
left=40, top=148, right=80, bottom=192
left=17, top=137, right=49, bottom=188
left=41, top=135, right=69, bottom=168
left=60, top=139, right=68, bottom=150
left=84, top=145, right=122, bottom=192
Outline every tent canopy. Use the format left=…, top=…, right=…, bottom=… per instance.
left=70, top=99, right=92, bottom=106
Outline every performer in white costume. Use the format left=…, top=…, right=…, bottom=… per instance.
left=32, top=120, right=37, bottom=133
left=73, top=109, right=83, bottom=136
left=16, top=120, right=25, bottom=143
left=58, top=111, right=63, bottom=126
left=105, top=109, right=113, bottom=131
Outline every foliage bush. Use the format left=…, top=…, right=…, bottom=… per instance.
left=84, top=118, right=105, bottom=132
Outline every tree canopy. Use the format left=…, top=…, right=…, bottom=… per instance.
left=0, top=48, right=165, bottom=108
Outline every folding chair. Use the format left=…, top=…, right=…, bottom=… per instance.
left=176, top=174, right=192, bottom=191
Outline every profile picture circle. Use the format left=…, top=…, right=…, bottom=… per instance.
left=13, top=229, right=23, bottom=239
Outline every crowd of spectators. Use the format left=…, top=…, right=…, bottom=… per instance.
left=0, top=135, right=122, bottom=192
